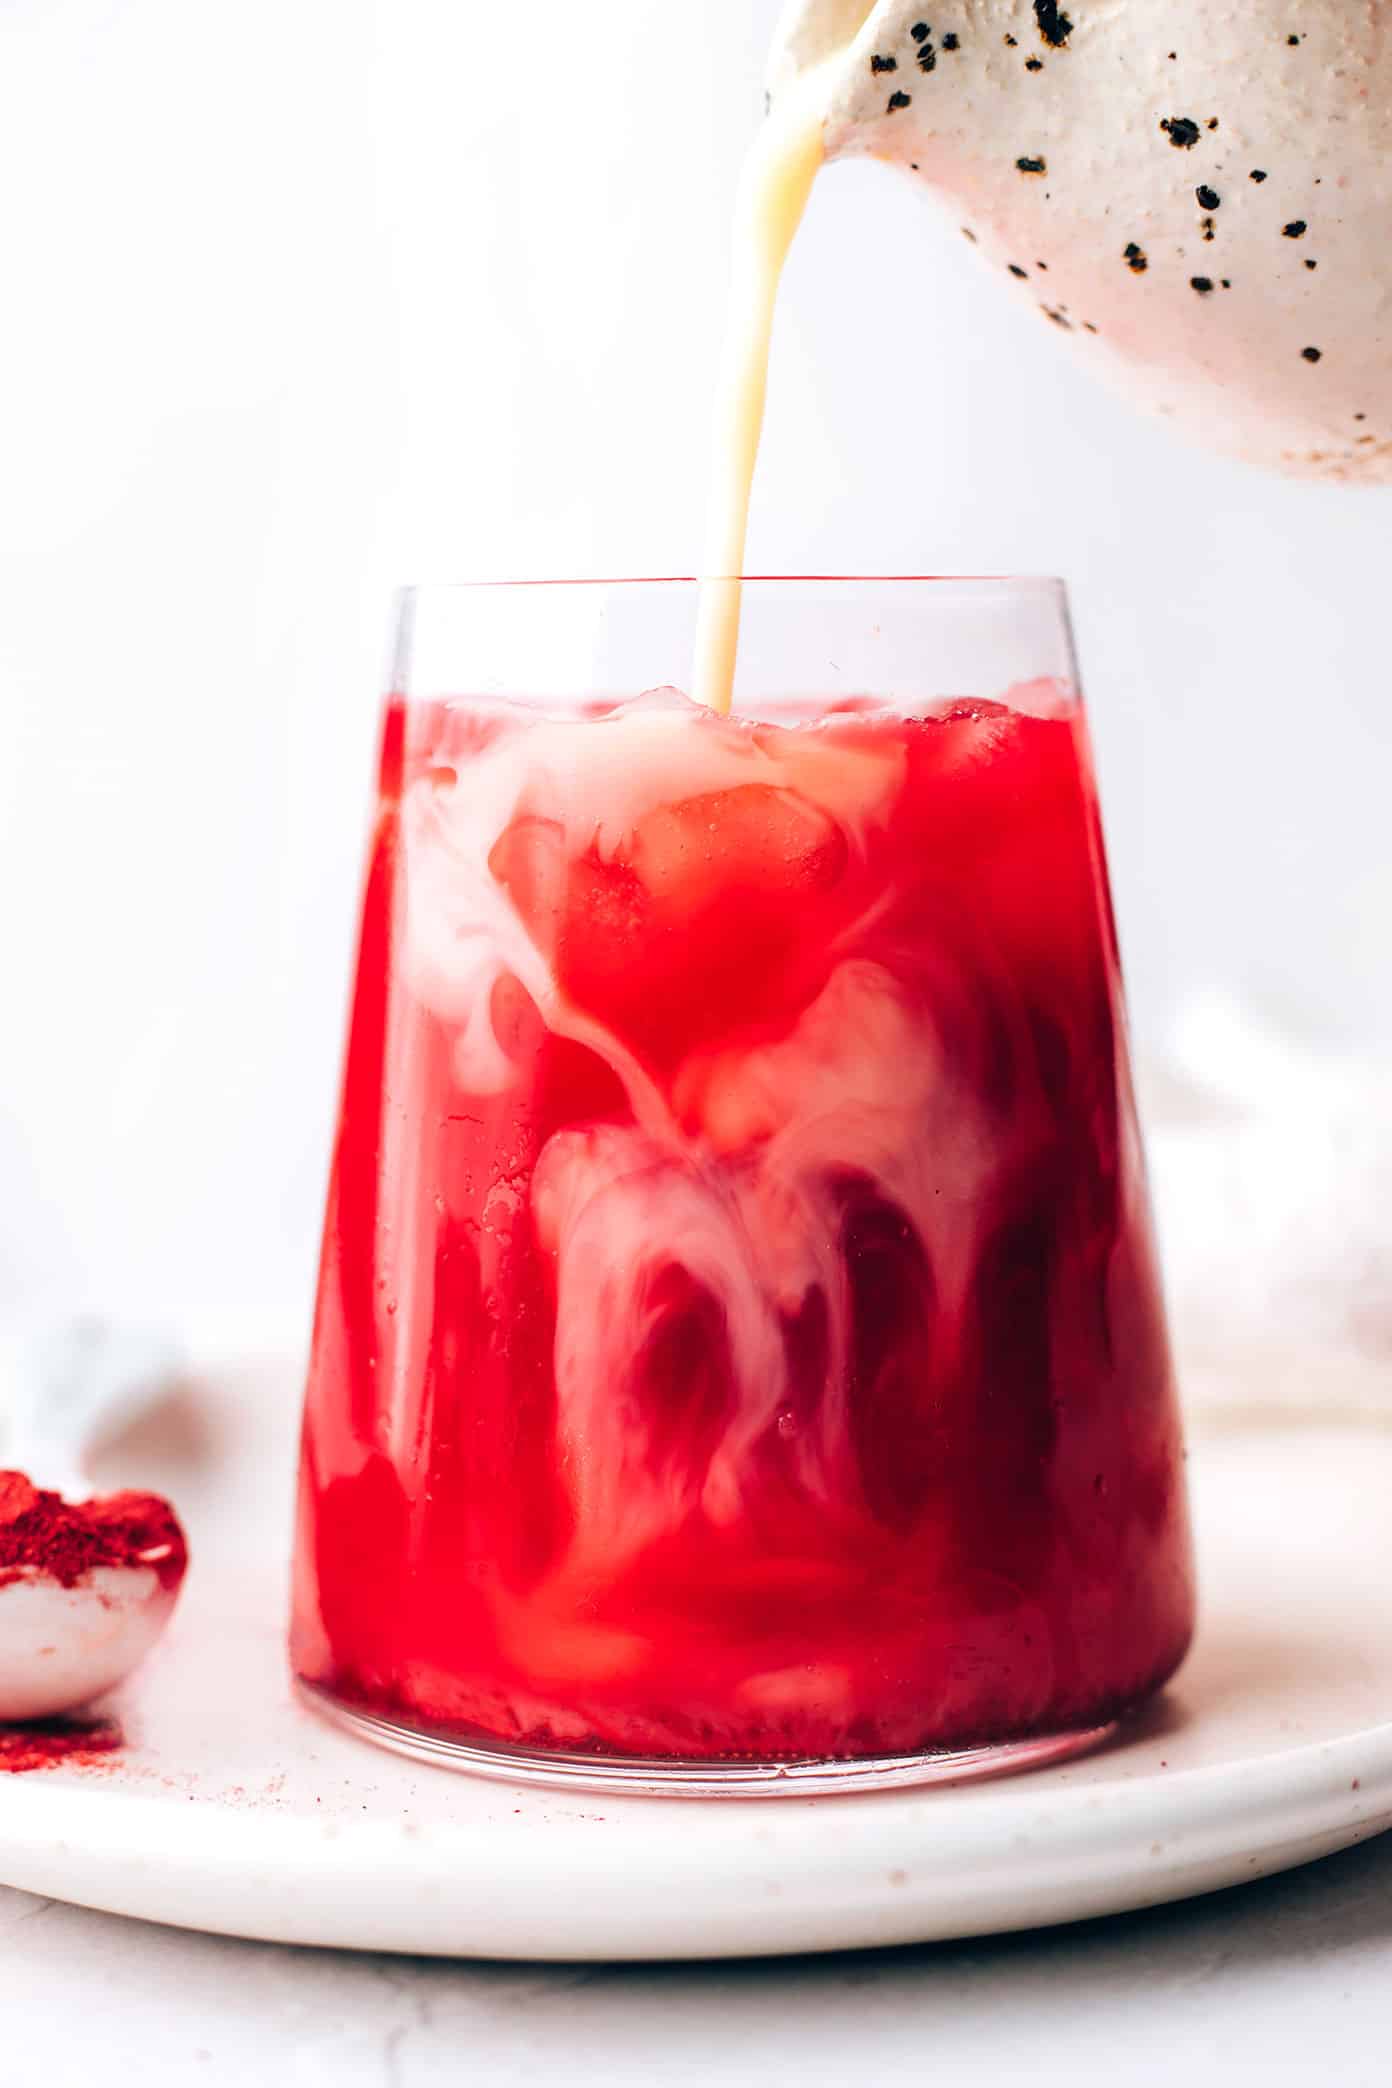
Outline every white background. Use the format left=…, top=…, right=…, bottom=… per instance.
left=2, top=0, right=1388, bottom=1339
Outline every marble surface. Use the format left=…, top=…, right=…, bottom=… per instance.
left=5, top=1833, right=1392, bottom=2086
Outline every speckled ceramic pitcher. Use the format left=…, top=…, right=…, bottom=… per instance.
left=771, top=0, right=1392, bottom=478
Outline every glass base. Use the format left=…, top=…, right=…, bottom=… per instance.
left=296, top=1681, right=1119, bottom=1798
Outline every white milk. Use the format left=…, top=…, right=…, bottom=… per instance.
left=692, top=61, right=842, bottom=716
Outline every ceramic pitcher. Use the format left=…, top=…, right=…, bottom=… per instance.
left=770, top=0, right=1392, bottom=478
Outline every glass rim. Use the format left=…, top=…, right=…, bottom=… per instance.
left=392, top=574, right=1079, bottom=714
left=396, top=574, right=1067, bottom=599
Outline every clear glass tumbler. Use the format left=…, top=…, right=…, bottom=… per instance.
left=291, top=579, right=1195, bottom=1796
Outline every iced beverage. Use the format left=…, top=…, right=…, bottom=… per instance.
left=292, top=669, right=1194, bottom=1773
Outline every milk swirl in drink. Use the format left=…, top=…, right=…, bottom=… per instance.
left=293, top=652, right=1195, bottom=1761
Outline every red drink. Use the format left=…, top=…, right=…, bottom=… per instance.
left=292, top=668, right=1194, bottom=1777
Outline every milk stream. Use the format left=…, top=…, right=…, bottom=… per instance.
left=691, top=62, right=839, bottom=716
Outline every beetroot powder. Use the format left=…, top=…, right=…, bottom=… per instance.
left=0, top=1471, right=187, bottom=1593
left=0, top=1716, right=124, bottom=1774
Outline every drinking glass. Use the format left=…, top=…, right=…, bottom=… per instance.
left=291, top=579, right=1195, bottom=1795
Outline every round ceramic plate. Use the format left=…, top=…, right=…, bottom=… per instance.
left=0, top=1417, right=1389, bottom=1961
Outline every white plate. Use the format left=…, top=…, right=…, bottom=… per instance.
left=0, top=1415, right=1389, bottom=1961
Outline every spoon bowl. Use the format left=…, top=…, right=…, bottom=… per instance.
left=0, top=1560, right=180, bottom=1723
left=0, top=1318, right=188, bottom=1727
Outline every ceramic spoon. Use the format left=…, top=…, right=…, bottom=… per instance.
left=0, top=1320, right=186, bottom=1722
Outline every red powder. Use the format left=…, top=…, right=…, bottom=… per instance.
left=0, top=1472, right=187, bottom=1593
left=0, top=1715, right=124, bottom=1774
